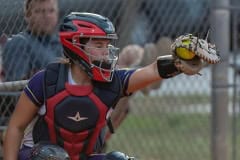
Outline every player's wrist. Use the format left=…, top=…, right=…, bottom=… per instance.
left=156, top=55, right=181, bottom=78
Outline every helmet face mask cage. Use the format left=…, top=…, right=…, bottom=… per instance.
left=72, top=35, right=119, bottom=82
left=60, top=12, right=120, bottom=82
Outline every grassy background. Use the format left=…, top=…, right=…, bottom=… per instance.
left=107, top=113, right=211, bottom=160
left=106, top=96, right=240, bottom=160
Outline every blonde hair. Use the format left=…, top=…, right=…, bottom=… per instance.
left=55, top=57, right=71, bottom=64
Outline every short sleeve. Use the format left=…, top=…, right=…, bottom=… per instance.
left=115, top=68, right=136, bottom=96
left=23, top=70, right=45, bottom=107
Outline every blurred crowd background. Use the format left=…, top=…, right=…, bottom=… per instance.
left=0, top=0, right=240, bottom=160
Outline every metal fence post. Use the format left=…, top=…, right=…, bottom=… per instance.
left=211, top=0, right=230, bottom=160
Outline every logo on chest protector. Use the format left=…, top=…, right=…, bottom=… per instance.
left=67, top=112, right=88, bottom=122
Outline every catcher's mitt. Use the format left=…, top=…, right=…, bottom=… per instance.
left=171, top=34, right=220, bottom=64
left=169, top=34, right=220, bottom=75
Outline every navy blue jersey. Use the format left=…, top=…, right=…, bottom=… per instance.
left=24, top=68, right=136, bottom=107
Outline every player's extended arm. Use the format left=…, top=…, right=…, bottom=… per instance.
left=127, top=33, right=220, bottom=93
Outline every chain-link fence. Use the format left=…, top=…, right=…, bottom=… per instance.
left=0, top=0, right=240, bottom=160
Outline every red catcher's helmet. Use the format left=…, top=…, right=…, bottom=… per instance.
left=60, top=12, right=119, bottom=82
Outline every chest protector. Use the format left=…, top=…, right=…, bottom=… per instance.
left=33, top=63, right=122, bottom=160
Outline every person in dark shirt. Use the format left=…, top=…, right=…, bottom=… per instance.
left=0, top=0, right=62, bottom=130
left=2, top=0, right=62, bottom=81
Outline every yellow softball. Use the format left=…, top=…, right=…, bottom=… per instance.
left=175, top=40, right=195, bottom=60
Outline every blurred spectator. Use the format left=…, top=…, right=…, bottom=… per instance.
left=108, top=44, right=144, bottom=135
left=2, top=0, right=62, bottom=81
left=117, top=44, right=144, bottom=68
left=0, top=0, right=62, bottom=139
left=141, top=37, right=173, bottom=94
left=104, top=37, right=173, bottom=150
